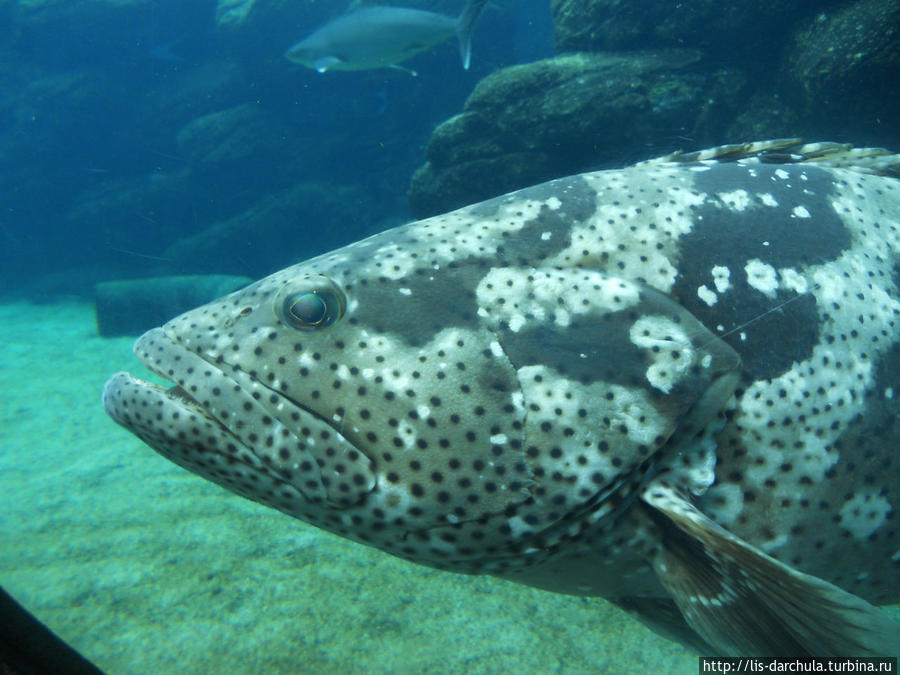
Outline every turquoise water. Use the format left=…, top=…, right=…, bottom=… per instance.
left=0, top=302, right=695, bottom=673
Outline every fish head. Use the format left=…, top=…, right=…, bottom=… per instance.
left=284, top=38, right=331, bottom=70
left=104, top=192, right=741, bottom=574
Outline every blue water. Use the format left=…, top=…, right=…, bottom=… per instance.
left=0, top=0, right=552, bottom=294
left=1, top=1, right=897, bottom=673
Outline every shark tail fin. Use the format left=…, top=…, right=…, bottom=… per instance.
left=456, top=0, right=488, bottom=70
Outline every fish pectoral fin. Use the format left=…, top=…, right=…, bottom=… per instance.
left=642, top=482, right=900, bottom=657
left=313, top=56, right=342, bottom=73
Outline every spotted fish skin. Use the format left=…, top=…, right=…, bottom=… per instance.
left=104, top=141, right=900, bottom=656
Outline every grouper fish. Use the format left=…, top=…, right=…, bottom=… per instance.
left=284, top=0, right=489, bottom=73
left=103, top=140, right=900, bottom=656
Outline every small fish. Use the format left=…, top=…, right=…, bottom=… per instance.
left=284, top=0, right=488, bottom=73
left=104, top=140, right=900, bottom=656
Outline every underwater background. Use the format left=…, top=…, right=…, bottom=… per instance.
left=1, top=0, right=898, bottom=672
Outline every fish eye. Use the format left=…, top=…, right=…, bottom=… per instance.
left=276, top=279, right=345, bottom=331
left=287, top=292, right=327, bottom=325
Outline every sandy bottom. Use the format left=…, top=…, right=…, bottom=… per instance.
left=0, top=302, right=725, bottom=673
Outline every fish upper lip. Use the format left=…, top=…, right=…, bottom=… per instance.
left=130, top=329, right=238, bottom=435
left=133, top=326, right=342, bottom=439
left=132, top=326, right=376, bottom=506
left=134, top=331, right=210, bottom=396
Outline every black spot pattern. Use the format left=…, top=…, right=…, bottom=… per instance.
left=690, top=164, right=852, bottom=269
left=103, top=152, right=899, bottom=615
left=495, top=280, right=737, bottom=392
left=349, top=263, right=484, bottom=347
left=673, top=164, right=851, bottom=380
left=694, top=168, right=900, bottom=604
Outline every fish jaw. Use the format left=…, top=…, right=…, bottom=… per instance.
left=102, top=327, right=377, bottom=513
left=102, top=370, right=310, bottom=508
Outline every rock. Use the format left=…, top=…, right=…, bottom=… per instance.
left=0, top=68, right=137, bottom=279
left=28, top=267, right=122, bottom=303
left=175, top=103, right=301, bottom=187
left=724, top=92, right=803, bottom=143
left=172, top=103, right=308, bottom=220
left=14, top=0, right=157, bottom=23
left=550, top=0, right=842, bottom=65
left=781, top=0, right=899, bottom=139
left=8, top=69, right=116, bottom=172
left=140, top=60, right=251, bottom=154
left=8, top=0, right=197, bottom=69
left=163, top=181, right=386, bottom=279
left=546, top=0, right=898, bottom=148
left=95, top=275, right=253, bottom=337
left=408, top=51, right=746, bottom=217
left=55, top=163, right=271, bottom=281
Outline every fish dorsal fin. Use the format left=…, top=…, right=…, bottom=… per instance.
left=642, top=482, right=900, bottom=657
left=641, top=139, right=900, bottom=177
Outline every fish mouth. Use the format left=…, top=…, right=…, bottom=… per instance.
left=103, top=328, right=241, bottom=433
left=102, top=329, right=264, bottom=482
left=102, top=373, right=227, bottom=437
left=165, top=383, right=204, bottom=408
left=103, top=327, right=376, bottom=507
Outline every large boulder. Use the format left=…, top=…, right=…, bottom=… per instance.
left=138, top=60, right=251, bottom=153
left=176, top=103, right=301, bottom=186
left=408, top=0, right=899, bottom=217
left=163, top=181, right=387, bottom=279
left=408, top=51, right=745, bottom=217
left=548, top=0, right=899, bottom=147
left=215, top=0, right=262, bottom=29
left=780, top=0, right=900, bottom=141
left=172, top=102, right=308, bottom=221
left=723, top=92, right=804, bottom=145
left=61, top=170, right=198, bottom=265
left=550, top=0, right=842, bottom=64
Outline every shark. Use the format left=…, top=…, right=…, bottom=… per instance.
left=104, top=140, right=900, bottom=656
left=284, top=1, right=489, bottom=73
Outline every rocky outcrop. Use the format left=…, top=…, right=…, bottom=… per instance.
left=408, top=51, right=745, bottom=217
left=781, top=0, right=899, bottom=136
left=162, top=181, right=385, bottom=279
left=550, top=0, right=843, bottom=63
left=174, top=103, right=304, bottom=199
left=63, top=170, right=198, bottom=256
left=409, top=0, right=899, bottom=217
